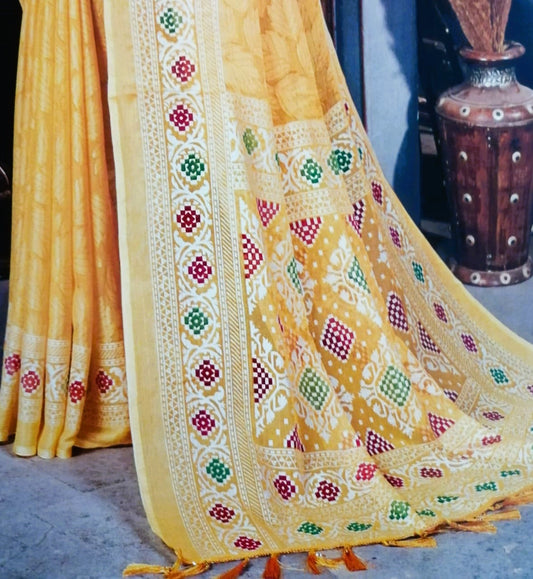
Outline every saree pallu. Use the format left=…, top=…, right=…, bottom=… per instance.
left=3, top=0, right=533, bottom=568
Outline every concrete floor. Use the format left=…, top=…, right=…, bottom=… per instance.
left=0, top=254, right=532, bottom=579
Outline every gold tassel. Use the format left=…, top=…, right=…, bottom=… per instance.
left=307, top=551, right=344, bottom=574
left=215, top=559, right=249, bottom=579
left=262, top=554, right=281, bottom=579
left=123, top=560, right=210, bottom=578
left=447, top=520, right=497, bottom=534
left=482, top=509, right=521, bottom=522
left=123, top=564, right=170, bottom=577
left=384, top=536, right=437, bottom=548
left=342, top=547, right=367, bottom=571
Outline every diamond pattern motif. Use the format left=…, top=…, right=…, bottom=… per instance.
left=252, top=357, right=273, bottom=403
left=242, top=233, right=264, bottom=279
left=285, top=426, right=305, bottom=451
left=347, top=256, right=370, bottom=293
left=287, top=258, right=303, bottom=294
left=290, top=217, right=323, bottom=246
left=461, top=333, right=478, bottom=353
left=387, top=292, right=409, bottom=332
left=379, top=366, right=411, bottom=407
left=298, top=368, right=330, bottom=411
left=320, top=315, right=355, bottom=361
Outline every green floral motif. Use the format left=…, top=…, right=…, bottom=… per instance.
left=475, top=481, right=498, bottom=492
left=436, top=495, right=459, bottom=504
left=184, top=306, right=209, bottom=336
left=389, top=500, right=410, bottom=521
left=500, top=470, right=521, bottom=478
left=298, top=368, right=330, bottom=411
left=490, top=368, right=509, bottom=385
left=347, top=256, right=370, bottom=293
left=327, top=148, right=353, bottom=175
left=287, top=258, right=303, bottom=294
left=206, top=458, right=231, bottom=484
left=297, top=522, right=323, bottom=535
left=412, top=261, right=425, bottom=283
left=242, top=128, right=259, bottom=155
left=346, top=522, right=372, bottom=532
left=159, top=7, right=183, bottom=34
left=379, top=366, right=411, bottom=407
left=180, top=152, right=207, bottom=183
left=275, top=152, right=281, bottom=168
left=300, top=158, right=323, bottom=186
left=416, top=509, right=436, bottom=517
left=358, top=146, right=364, bottom=161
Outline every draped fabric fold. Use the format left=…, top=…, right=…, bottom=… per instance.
left=0, top=0, right=130, bottom=458
left=2, top=0, right=533, bottom=567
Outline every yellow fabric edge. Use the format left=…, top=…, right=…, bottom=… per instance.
left=104, top=0, right=199, bottom=560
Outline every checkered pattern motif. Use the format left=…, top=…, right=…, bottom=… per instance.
left=287, top=257, right=303, bottom=294
left=461, top=333, right=478, bottom=353
left=384, top=474, right=404, bottom=488
left=418, top=322, right=440, bottom=353
left=378, top=365, right=412, bottom=407
left=285, top=426, right=305, bottom=451
left=252, top=357, right=273, bottom=403
left=386, top=292, right=409, bottom=332
left=347, top=199, right=366, bottom=237
left=389, top=226, right=402, bottom=249
left=256, top=199, right=280, bottom=228
left=320, top=315, right=355, bottom=361
left=241, top=233, right=264, bottom=279
left=365, top=428, right=395, bottom=456
left=428, top=412, right=455, bottom=437
left=443, top=389, right=459, bottom=402
left=289, top=217, right=323, bottom=246
left=371, top=180, right=383, bottom=205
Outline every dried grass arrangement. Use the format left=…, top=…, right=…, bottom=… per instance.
left=446, top=0, right=513, bottom=53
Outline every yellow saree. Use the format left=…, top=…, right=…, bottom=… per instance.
left=2, top=0, right=533, bottom=572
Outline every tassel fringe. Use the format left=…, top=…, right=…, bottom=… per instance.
left=499, top=489, right=533, bottom=508
left=215, top=559, right=249, bottom=579
left=384, top=536, right=437, bottom=548
left=306, top=551, right=345, bottom=575
left=342, top=547, right=367, bottom=571
left=262, top=554, right=281, bottom=579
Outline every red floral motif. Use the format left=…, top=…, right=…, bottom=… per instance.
left=234, top=536, right=262, bottom=551
left=176, top=204, right=201, bottom=234
left=194, top=359, right=220, bottom=388
left=191, top=409, right=216, bottom=437
left=95, top=370, right=113, bottom=394
left=482, top=410, right=504, bottom=422
left=241, top=233, right=264, bottom=279
left=21, top=370, right=40, bottom=394
left=169, top=103, right=194, bottom=132
left=389, top=226, right=402, bottom=249
left=420, top=467, right=443, bottom=478
left=208, top=503, right=235, bottom=523
left=4, top=353, right=21, bottom=376
left=387, top=292, right=409, bottom=332
left=171, top=55, right=196, bottom=83
left=289, top=217, right=323, bottom=246
left=320, top=315, right=355, bottom=361
left=273, top=474, right=297, bottom=500
left=461, top=333, right=478, bottom=353
left=527, top=385, right=533, bottom=396
left=482, top=434, right=502, bottom=446
left=433, top=303, right=448, bottom=323
left=355, top=462, right=378, bottom=481
left=384, top=474, right=404, bottom=488
left=347, top=199, right=366, bottom=237
left=68, top=380, right=86, bottom=404
left=366, top=428, right=395, bottom=456
left=315, top=480, right=340, bottom=502
left=371, top=180, right=383, bottom=205
left=187, top=255, right=213, bottom=285
left=256, top=199, right=280, bottom=228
